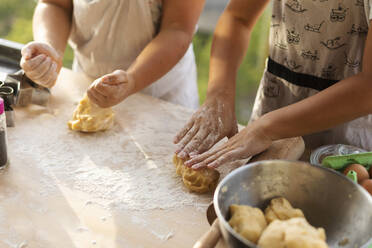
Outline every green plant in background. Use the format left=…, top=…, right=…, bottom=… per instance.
left=1, top=1, right=270, bottom=124
left=0, top=0, right=74, bottom=67
left=193, top=7, right=271, bottom=124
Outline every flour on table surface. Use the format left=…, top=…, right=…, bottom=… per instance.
left=8, top=95, right=243, bottom=212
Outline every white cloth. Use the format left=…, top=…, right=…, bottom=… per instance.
left=69, top=0, right=199, bottom=109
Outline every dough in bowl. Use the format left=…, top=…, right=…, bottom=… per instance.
left=68, top=94, right=114, bottom=132
left=264, top=197, right=305, bottom=224
left=228, top=204, right=267, bottom=244
left=258, top=217, right=328, bottom=248
left=173, top=155, right=220, bottom=193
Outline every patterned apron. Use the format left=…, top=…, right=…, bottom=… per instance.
left=68, top=0, right=199, bottom=109
left=251, top=0, right=372, bottom=150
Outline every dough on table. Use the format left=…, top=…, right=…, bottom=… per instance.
left=258, top=218, right=328, bottom=248
left=173, top=155, right=220, bottom=193
left=68, top=94, right=114, bottom=132
left=264, top=197, right=305, bottom=224
left=228, top=204, right=267, bottom=244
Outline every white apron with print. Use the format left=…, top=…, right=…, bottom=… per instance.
left=68, top=0, right=199, bottom=109
left=251, top=0, right=372, bottom=150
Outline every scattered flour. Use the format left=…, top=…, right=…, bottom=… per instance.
left=7, top=97, right=242, bottom=212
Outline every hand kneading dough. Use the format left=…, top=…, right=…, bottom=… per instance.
left=264, top=197, right=305, bottom=224
left=68, top=95, right=114, bottom=132
left=228, top=204, right=267, bottom=244
left=258, top=218, right=328, bottom=248
left=173, top=155, right=220, bottom=193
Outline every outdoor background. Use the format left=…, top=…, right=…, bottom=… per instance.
left=0, top=0, right=271, bottom=124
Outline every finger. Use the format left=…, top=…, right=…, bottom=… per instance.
left=207, top=149, right=244, bottom=169
left=43, top=70, right=58, bottom=88
left=174, top=119, right=195, bottom=144
left=21, top=44, right=36, bottom=60
left=186, top=145, right=227, bottom=168
left=180, top=128, right=210, bottom=157
left=102, top=70, right=127, bottom=85
left=20, top=54, right=46, bottom=72
left=22, top=42, right=60, bottom=62
left=95, top=80, right=115, bottom=97
left=192, top=132, right=221, bottom=155
left=176, top=124, right=200, bottom=158
left=87, top=89, right=107, bottom=107
left=38, top=43, right=61, bottom=62
left=190, top=147, right=232, bottom=169
left=38, top=62, right=58, bottom=88
left=29, top=57, right=53, bottom=80
left=87, top=90, right=100, bottom=106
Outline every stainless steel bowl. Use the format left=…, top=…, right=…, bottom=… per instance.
left=214, top=160, right=372, bottom=248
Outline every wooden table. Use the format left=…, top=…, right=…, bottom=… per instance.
left=0, top=68, right=232, bottom=248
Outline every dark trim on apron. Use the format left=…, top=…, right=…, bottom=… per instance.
left=267, top=57, right=339, bottom=91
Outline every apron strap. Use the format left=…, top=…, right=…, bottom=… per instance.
left=267, top=57, right=338, bottom=91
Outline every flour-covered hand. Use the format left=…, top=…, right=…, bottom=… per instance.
left=185, top=122, right=273, bottom=169
left=20, top=41, right=62, bottom=88
left=87, top=70, right=135, bottom=108
left=174, top=93, right=238, bottom=159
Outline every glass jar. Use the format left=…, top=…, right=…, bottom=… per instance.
left=0, top=97, right=8, bottom=168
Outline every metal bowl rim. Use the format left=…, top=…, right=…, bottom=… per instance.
left=213, top=159, right=372, bottom=247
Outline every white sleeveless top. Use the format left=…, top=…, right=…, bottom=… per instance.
left=68, top=0, right=199, bottom=109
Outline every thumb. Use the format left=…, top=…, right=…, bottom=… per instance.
left=21, top=44, right=36, bottom=60
left=21, top=42, right=61, bottom=63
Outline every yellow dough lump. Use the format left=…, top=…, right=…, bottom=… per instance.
left=68, top=94, right=114, bottom=132
left=258, top=218, right=328, bottom=248
left=173, top=155, right=220, bottom=193
left=264, top=197, right=305, bottom=224
left=228, top=204, right=267, bottom=244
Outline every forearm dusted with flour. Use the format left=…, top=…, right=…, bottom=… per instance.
left=174, top=0, right=270, bottom=159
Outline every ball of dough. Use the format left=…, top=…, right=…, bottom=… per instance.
left=68, top=94, right=114, bottom=132
left=264, top=197, right=305, bottom=224
left=228, top=204, right=267, bottom=244
left=173, top=155, right=220, bottom=193
left=258, top=218, right=328, bottom=248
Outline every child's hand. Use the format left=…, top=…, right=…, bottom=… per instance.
left=20, top=41, right=62, bottom=88
left=87, top=70, right=135, bottom=108
left=174, top=93, right=238, bottom=159
left=184, top=122, right=273, bottom=169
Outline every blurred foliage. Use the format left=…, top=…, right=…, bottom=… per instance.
left=0, top=0, right=74, bottom=67
left=0, top=1, right=270, bottom=124
left=193, top=8, right=271, bottom=123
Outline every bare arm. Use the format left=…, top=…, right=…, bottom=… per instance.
left=185, top=22, right=372, bottom=169
left=33, top=0, right=72, bottom=57
left=206, top=0, right=270, bottom=99
left=259, top=21, right=372, bottom=140
left=174, top=0, right=270, bottom=159
left=88, top=0, right=206, bottom=108
left=127, top=0, right=205, bottom=93
left=20, top=0, right=72, bottom=88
